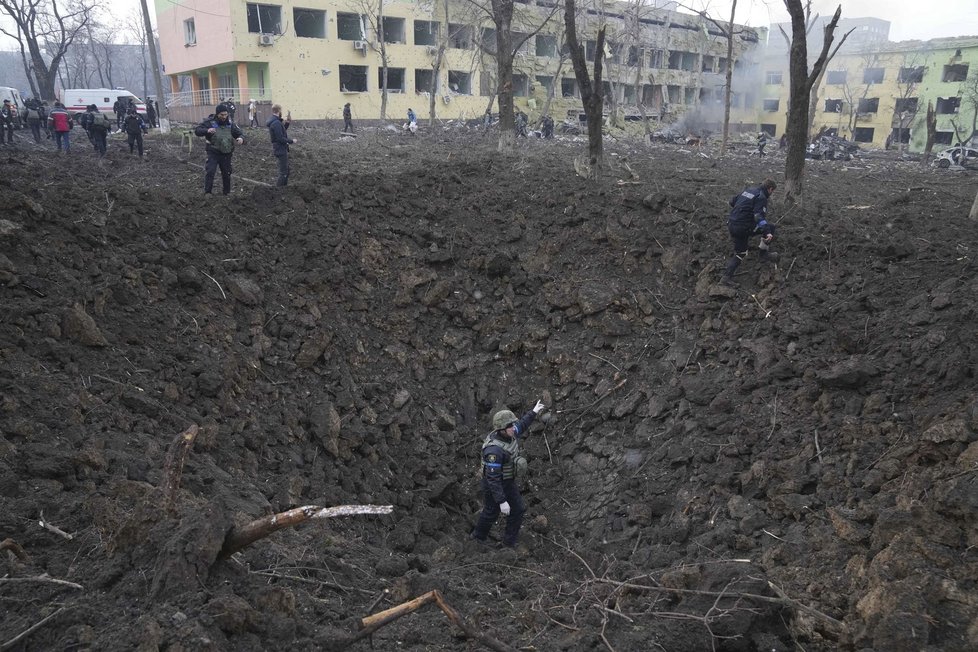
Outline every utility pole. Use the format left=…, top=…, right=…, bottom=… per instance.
left=139, top=0, right=170, bottom=132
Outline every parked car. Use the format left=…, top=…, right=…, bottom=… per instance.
left=934, top=146, right=978, bottom=169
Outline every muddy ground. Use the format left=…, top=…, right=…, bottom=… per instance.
left=2, top=122, right=978, bottom=652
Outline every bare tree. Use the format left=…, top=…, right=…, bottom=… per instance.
left=921, top=99, right=937, bottom=163
left=961, top=68, right=978, bottom=146
left=565, top=0, right=605, bottom=171
left=781, top=1, right=845, bottom=205
left=970, top=185, right=978, bottom=220
left=839, top=51, right=880, bottom=138
left=891, top=52, right=924, bottom=153
left=14, top=23, right=40, bottom=98
left=0, top=0, right=94, bottom=100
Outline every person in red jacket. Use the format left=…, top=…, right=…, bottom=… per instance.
left=48, top=102, right=74, bottom=152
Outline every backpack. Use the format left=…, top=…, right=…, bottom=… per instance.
left=210, top=124, right=235, bottom=154
left=80, top=112, right=94, bottom=130
left=90, top=111, right=111, bottom=132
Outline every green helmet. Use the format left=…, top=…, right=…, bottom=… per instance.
left=492, top=409, right=517, bottom=430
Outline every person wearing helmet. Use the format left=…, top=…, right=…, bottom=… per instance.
left=471, top=399, right=546, bottom=548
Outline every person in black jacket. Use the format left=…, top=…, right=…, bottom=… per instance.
left=721, top=178, right=779, bottom=286
left=471, top=399, right=546, bottom=549
left=123, top=106, right=148, bottom=157
left=194, top=103, right=244, bottom=195
left=266, top=104, right=297, bottom=186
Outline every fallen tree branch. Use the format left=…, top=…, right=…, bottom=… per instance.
left=0, top=574, right=83, bottom=590
left=38, top=511, right=74, bottom=540
left=0, top=538, right=30, bottom=563
left=219, top=504, right=394, bottom=559
left=0, top=607, right=66, bottom=652
left=161, top=424, right=199, bottom=512
left=350, top=590, right=516, bottom=652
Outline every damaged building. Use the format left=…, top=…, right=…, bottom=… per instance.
left=154, top=0, right=766, bottom=130
left=762, top=20, right=978, bottom=153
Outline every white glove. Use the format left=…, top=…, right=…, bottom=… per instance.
left=533, top=400, right=545, bottom=414
left=499, top=501, right=511, bottom=515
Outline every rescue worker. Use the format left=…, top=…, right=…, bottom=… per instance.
left=123, top=106, right=148, bottom=157
left=79, top=104, right=98, bottom=150
left=88, top=105, right=111, bottom=157
left=721, top=178, right=779, bottom=286
left=267, top=104, right=297, bottom=186
left=515, top=110, right=528, bottom=138
left=194, top=103, right=245, bottom=195
left=471, top=399, right=546, bottom=549
left=482, top=109, right=492, bottom=134
left=0, top=99, right=14, bottom=144
left=25, top=100, right=42, bottom=143
left=407, top=107, right=417, bottom=133
left=756, top=131, right=769, bottom=157
left=48, top=102, right=73, bottom=152
left=541, top=115, right=555, bottom=139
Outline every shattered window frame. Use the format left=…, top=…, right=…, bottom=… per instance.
left=942, top=64, right=969, bottom=82
left=764, top=70, right=783, bottom=85
left=862, top=68, right=884, bottom=84
left=339, top=64, right=368, bottom=92
left=857, top=97, right=879, bottom=113
left=377, top=67, right=405, bottom=92
left=294, top=8, right=326, bottom=39
left=247, top=3, right=282, bottom=35
left=853, top=127, right=875, bottom=143
left=826, top=70, right=847, bottom=85
left=413, top=20, right=439, bottom=47
left=336, top=12, right=365, bottom=41
left=762, top=98, right=780, bottom=112
left=897, top=66, right=925, bottom=83
left=936, top=97, right=961, bottom=114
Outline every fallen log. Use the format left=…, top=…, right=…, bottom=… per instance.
left=350, top=589, right=516, bottom=652
left=219, top=504, right=394, bottom=559
left=0, top=538, right=30, bottom=563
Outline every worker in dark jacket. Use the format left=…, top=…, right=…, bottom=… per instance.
left=471, top=399, right=546, bottom=549
left=123, top=106, right=148, bottom=157
left=721, top=178, right=779, bottom=286
left=267, top=104, right=297, bottom=186
left=194, top=103, right=244, bottom=195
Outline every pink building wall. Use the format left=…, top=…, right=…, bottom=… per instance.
left=155, top=0, right=234, bottom=74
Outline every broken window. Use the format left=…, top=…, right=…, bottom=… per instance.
left=561, top=77, right=578, bottom=98
left=717, top=57, right=727, bottom=73
left=826, top=70, right=847, bottom=85
left=448, top=24, right=472, bottom=49
left=702, top=55, right=714, bottom=72
left=628, top=46, right=643, bottom=67
left=414, top=21, right=438, bottom=46
left=480, top=28, right=496, bottom=52
left=897, top=66, right=925, bottom=83
left=536, top=34, right=557, bottom=57
left=762, top=98, right=779, bottom=112
left=765, top=70, right=783, bottom=85
left=934, top=131, right=954, bottom=145
left=336, top=12, right=364, bottom=41
left=512, top=74, right=529, bottom=97
left=339, top=65, right=367, bottom=92
left=668, top=51, right=682, bottom=70
left=863, top=68, right=884, bottom=84
left=667, top=85, right=681, bottom=103
left=641, top=84, right=657, bottom=106
left=294, top=9, right=325, bottom=39
left=894, top=97, right=918, bottom=114
left=247, top=3, right=282, bottom=34
left=378, top=67, right=405, bottom=92
left=448, top=70, right=471, bottom=94
left=416, top=69, right=434, bottom=94
left=936, top=96, right=961, bottom=114
left=853, top=127, right=874, bottom=143
left=536, top=76, right=553, bottom=95
left=824, top=99, right=843, bottom=112
left=650, top=50, right=664, bottom=69
left=890, top=127, right=910, bottom=144
left=381, top=17, right=405, bottom=43
left=857, top=98, right=879, bottom=113
left=943, top=64, right=969, bottom=82
left=623, top=85, right=635, bottom=103
left=760, top=124, right=777, bottom=137
left=684, top=87, right=696, bottom=104
left=513, top=32, right=531, bottom=54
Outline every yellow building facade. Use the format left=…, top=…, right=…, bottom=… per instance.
left=759, top=36, right=978, bottom=152
left=155, top=0, right=767, bottom=128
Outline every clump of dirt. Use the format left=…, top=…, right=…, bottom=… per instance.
left=2, top=126, right=978, bottom=652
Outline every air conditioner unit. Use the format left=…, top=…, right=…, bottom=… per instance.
left=353, top=40, right=367, bottom=51
left=258, top=33, right=274, bottom=46
left=425, top=45, right=437, bottom=55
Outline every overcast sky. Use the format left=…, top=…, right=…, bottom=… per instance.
left=682, top=0, right=978, bottom=42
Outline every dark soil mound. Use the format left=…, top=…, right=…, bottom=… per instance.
left=2, top=127, right=978, bottom=652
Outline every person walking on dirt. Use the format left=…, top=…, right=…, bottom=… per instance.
left=721, top=178, right=779, bottom=286
left=113, top=99, right=125, bottom=132
left=24, top=101, right=42, bottom=143
left=471, top=399, right=546, bottom=549
left=248, top=100, right=259, bottom=128
left=482, top=109, right=492, bottom=134
left=515, top=110, right=529, bottom=138
left=195, top=103, right=245, bottom=196
left=267, top=104, right=297, bottom=186
left=343, top=103, right=353, bottom=133
left=146, top=100, right=158, bottom=128
left=124, top=107, right=148, bottom=158
left=0, top=100, right=15, bottom=144
left=755, top=132, right=769, bottom=157
left=79, top=104, right=98, bottom=150
left=541, top=115, right=554, bottom=139
left=88, top=106, right=111, bottom=157
left=48, top=102, right=73, bottom=152
left=226, top=98, right=237, bottom=123
left=407, top=108, right=417, bottom=134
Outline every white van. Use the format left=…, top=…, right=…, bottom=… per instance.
left=60, top=88, right=147, bottom=119
left=0, top=86, right=25, bottom=125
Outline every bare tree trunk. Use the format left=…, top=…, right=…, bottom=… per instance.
left=922, top=100, right=937, bottom=163
left=139, top=0, right=169, bottom=129
left=16, top=25, right=39, bottom=98
left=717, top=1, right=736, bottom=156
left=427, top=0, right=450, bottom=127
left=491, top=0, right=516, bottom=152
left=807, top=65, right=827, bottom=138
left=970, top=185, right=978, bottom=220
left=565, top=0, right=604, bottom=168
left=378, top=0, right=388, bottom=120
